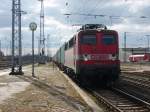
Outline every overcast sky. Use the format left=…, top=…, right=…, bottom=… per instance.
left=0, top=0, right=150, bottom=55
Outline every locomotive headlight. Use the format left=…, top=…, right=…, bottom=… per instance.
left=83, top=54, right=91, bottom=61
left=78, top=54, right=91, bottom=61
left=110, top=54, right=118, bottom=60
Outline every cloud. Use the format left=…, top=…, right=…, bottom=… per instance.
left=127, top=0, right=150, bottom=13
left=44, top=0, right=60, bottom=8
left=45, top=17, right=69, bottom=28
left=0, top=0, right=150, bottom=54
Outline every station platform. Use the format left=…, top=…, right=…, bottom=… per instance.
left=0, top=63, right=103, bottom=112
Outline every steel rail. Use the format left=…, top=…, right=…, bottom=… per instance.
left=112, top=88, right=150, bottom=109
left=122, top=72, right=150, bottom=79
left=93, top=91, right=123, bottom=112
left=87, top=87, right=150, bottom=112
left=121, top=75, right=150, bottom=89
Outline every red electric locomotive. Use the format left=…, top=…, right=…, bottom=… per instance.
left=54, top=24, right=120, bottom=85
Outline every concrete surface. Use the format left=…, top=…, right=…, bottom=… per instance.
left=0, top=64, right=93, bottom=112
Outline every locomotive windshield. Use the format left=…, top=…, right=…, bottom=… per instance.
left=80, top=35, right=96, bottom=45
left=102, top=35, right=116, bottom=45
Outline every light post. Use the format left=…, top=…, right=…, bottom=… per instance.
left=0, top=40, right=1, bottom=52
left=124, top=32, right=127, bottom=62
left=29, top=22, right=37, bottom=77
left=145, top=35, right=150, bottom=53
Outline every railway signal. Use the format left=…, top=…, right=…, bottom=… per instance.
left=29, top=22, right=37, bottom=77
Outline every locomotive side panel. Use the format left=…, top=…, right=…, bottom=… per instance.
left=64, top=47, right=75, bottom=70
left=58, top=49, right=61, bottom=64
left=60, top=44, right=65, bottom=65
left=64, top=37, right=76, bottom=70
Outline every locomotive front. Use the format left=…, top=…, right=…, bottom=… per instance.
left=75, top=25, right=120, bottom=82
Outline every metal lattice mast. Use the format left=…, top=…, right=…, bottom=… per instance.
left=10, top=0, right=23, bottom=75
left=38, top=0, right=46, bottom=64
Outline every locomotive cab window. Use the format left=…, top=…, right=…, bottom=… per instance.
left=102, top=35, right=116, bottom=45
left=69, top=38, right=74, bottom=48
left=80, top=35, right=96, bottom=45
left=65, top=43, right=68, bottom=50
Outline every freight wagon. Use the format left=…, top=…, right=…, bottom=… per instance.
left=129, top=54, right=150, bottom=62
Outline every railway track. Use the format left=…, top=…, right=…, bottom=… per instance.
left=121, top=74, right=150, bottom=89
left=89, top=88, right=150, bottom=112
left=123, top=72, right=150, bottom=79
left=61, top=65, right=150, bottom=112
left=63, top=68, right=150, bottom=111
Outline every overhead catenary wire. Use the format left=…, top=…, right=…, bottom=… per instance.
left=63, top=0, right=150, bottom=27
left=64, top=12, right=150, bottom=26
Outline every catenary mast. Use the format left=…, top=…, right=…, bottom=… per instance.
left=38, top=0, right=46, bottom=64
left=10, top=0, right=23, bottom=75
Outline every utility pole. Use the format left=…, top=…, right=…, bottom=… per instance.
left=10, top=40, right=11, bottom=56
left=124, top=32, right=127, bottom=63
left=0, top=40, right=1, bottom=52
left=47, top=34, right=50, bottom=57
left=10, top=0, right=23, bottom=75
left=38, top=37, right=39, bottom=57
left=38, top=0, right=46, bottom=64
left=145, top=35, right=150, bottom=53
